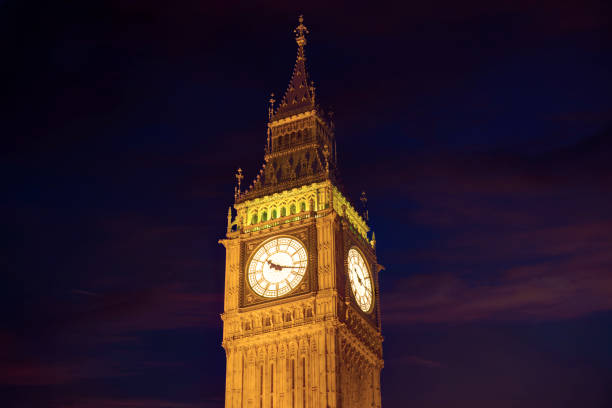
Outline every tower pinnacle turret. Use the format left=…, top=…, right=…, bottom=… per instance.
left=271, top=15, right=316, bottom=121
left=236, top=15, right=338, bottom=204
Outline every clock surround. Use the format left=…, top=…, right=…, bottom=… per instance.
left=246, top=235, right=308, bottom=298
left=347, top=247, right=374, bottom=313
left=238, top=224, right=317, bottom=308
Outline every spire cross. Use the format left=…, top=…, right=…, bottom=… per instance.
left=235, top=168, right=244, bottom=197
left=294, top=14, right=309, bottom=50
left=309, top=81, right=316, bottom=104
left=360, top=191, right=369, bottom=221
left=323, top=144, right=330, bottom=173
left=268, top=93, right=275, bottom=120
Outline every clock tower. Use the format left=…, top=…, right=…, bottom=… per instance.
left=220, top=16, right=383, bottom=408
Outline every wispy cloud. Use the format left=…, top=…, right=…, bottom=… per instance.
left=59, top=398, right=209, bottom=408
left=59, top=284, right=223, bottom=334
left=384, top=250, right=612, bottom=324
left=380, top=131, right=612, bottom=324
left=393, top=355, right=444, bottom=368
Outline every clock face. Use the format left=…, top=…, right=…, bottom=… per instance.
left=247, top=236, right=308, bottom=298
left=347, top=248, right=373, bottom=312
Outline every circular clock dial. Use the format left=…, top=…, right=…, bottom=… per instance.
left=347, top=248, right=373, bottom=312
left=247, top=237, right=308, bottom=298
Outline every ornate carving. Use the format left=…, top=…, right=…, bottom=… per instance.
left=318, top=240, right=330, bottom=251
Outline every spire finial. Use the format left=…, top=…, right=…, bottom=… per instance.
left=309, top=81, right=316, bottom=104
left=272, top=15, right=314, bottom=121
left=227, top=207, right=233, bottom=233
left=268, top=93, right=275, bottom=120
left=294, top=14, right=309, bottom=49
left=235, top=168, right=244, bottom=198
left=323, top=144, right=330, bottom=174
left=360, top=191, right=369, bottom=221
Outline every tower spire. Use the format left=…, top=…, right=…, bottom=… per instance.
left=294, top=14, right=309, bottom=49
left=271, top=15, right=316, bottom=121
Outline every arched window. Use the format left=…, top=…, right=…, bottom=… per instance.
left=261, top=211, right=268, bottom=222
left=302, top=357, right=306, bottom=407
left=300, top=202, right=306, bottom=212
left=260, top=365, right=264, bottom=408
left=280, top=207, right=287, bottom=217
left=271, top=209, right=277, bottom=219
left=290, top=204, right=296, bottom=215
left=251, top=214, right=258, bottom=225
left=290, top=359, right=296, bottom=408
left=270, top=363, right=274, bottom=408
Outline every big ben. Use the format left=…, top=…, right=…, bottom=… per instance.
left=220, top=16, right=384, bottom=408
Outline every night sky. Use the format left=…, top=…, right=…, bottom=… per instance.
left=2, top=1, right=612, bottom=407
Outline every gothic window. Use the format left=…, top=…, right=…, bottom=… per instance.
left=259, top=365, right=263, bottom=408
left=281, top=207, right=287, bottom=217
left=300, top=202, right=306, bottom=212
left=271, top=209, right=277, bottom=219
left=290, top=204, right=296, bottom=215
left=270, top=363, right=274, bottom=408
left=251, top=214, right=258, bottom=225
left=302, top=357, right=306, bottom=406
left=261, top=211, right=268, bottom=222
left=290, top=359, right=295, bottom=408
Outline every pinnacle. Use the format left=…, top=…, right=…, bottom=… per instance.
left=270, top=15, right=316, bottom=121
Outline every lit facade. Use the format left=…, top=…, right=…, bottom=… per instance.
left=220, top=16, right=383, bottom=408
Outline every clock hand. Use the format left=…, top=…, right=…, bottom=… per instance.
left=267, top=260, right=283, bottom=271
left=354, top=269, right=363, bottom=285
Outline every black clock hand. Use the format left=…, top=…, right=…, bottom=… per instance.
left=354, top=269, right=363, bottom=285
left=267, top=260, right=283, bottom=271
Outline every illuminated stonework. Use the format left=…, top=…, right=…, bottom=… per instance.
left=220, top=16, right=383, bottom=408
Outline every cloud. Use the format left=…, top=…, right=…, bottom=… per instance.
left=0, top=360, right=125, bottom=386
left=57, top=284, right=223, bottom=334
left=58, top=398, right=208, bottom=408
left=379, top=129, right=612, bottom=324
left=393, top=355, right=444, bottom=369
left=383, top=249, right=612, bottom=324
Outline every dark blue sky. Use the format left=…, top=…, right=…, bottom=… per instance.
left=2, top=1, right=612, bottom=407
